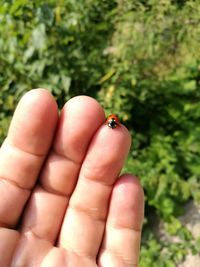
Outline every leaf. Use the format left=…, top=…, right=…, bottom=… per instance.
left=61, top=75, right=71, bottom=94
left=99, top=69, right=115, bottom=83
left=36, top=4, right=54, bottom=26
left=32, top=24, right=46, bottom=50
left=23, top=46, right=35, bottom=62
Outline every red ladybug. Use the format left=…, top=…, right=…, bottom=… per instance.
left=106, top=114, right=120, bottom=129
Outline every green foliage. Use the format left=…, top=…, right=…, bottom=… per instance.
left=0, top=0, right=200, bottom=265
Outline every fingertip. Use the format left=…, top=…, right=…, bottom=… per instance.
left=104, top=114, right=132, bottom=150
left=109, top=173, right=144, bottom=230
left=7, top=88, right=58, bottom=155
left=64, top=95, right=105, bottom=120
left=116, top=174, right=144, bottom=199
left=54, top=95, right=106, bottom=162
left=99, top=173, right=144, bottom=266
left=19, top=88, right=58, bottom=111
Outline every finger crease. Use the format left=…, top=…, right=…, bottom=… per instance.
left=107, top=222, right=142, bottom=233
left=0, top=175, right=31, bottom=192
left=22, top=228, right=53, bottom=244
left=0, top=221, right=15, bottom=229
left=65, top=246, right=96, bottom=260
left=4, top=139, right=46, bottom=158
left=100, top=247, right=138, bottom=267
left=39, top=181, right=71, bottom=199
left=82, top=173, right=114, bottom=188
left=68, top=204, right=106, bottom=223
left=52, top=147, right=82, bottom=166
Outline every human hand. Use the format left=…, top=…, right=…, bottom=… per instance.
left=0, top=89, right=144, bottom=267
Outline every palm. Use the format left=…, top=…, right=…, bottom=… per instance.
left=0, top=89, right=144, bottom=267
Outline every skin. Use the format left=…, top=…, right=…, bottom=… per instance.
left=0, top=89, right=144, bottom=267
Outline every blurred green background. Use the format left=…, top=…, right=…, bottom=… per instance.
left=0, top=0, right=200, bottom=266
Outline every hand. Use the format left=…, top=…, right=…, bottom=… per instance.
left=0, top=89, right=144, bottom=267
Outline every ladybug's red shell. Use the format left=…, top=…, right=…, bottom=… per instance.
left=106, top=114, right=120, bottom=129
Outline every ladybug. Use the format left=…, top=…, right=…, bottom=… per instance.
left=106, top=114, right=120, bottom=129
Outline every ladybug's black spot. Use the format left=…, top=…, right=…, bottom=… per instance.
left=108, top=119, right=118, bottom=129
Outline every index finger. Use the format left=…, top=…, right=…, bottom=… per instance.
left=0, top=89, right=58, bottom=227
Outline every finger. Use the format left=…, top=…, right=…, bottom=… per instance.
left=0, top=89, right=58, bottom=227
left=98, top=174, right=144, bottom=267
left=58, top=122, right=131, bottom=259
left=0, top=228, right=20, bottom=266
left=19, top=96, right=105, bottom=245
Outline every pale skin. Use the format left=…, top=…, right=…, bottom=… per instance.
left=0, top=89, right=144, bottom=267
